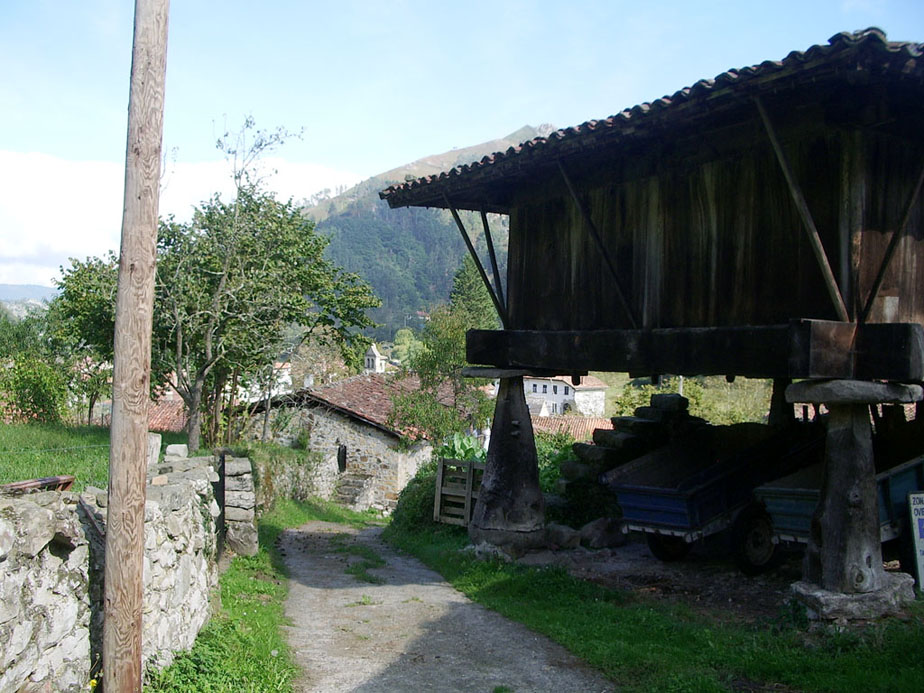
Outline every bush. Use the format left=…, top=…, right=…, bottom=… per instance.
left=535, top=430, right=576, bottom=493
left=0, top=356, right=68, bottom=423
left=387, top=458, right=439, bottom=533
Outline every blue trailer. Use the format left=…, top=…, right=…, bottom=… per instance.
left=754, top=453, right=924, bottom=571
left=603, top=421, right=824, bottom=574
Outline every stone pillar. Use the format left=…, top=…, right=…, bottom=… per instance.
left=469, top=376, right=546, bottom=554
left=786, top=379, right=919, bottom=618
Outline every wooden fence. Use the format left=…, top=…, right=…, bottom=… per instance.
left=433, top=458, right=484, bottom=526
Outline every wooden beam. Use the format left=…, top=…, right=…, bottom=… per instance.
left=480, top=207, right=506, bottom=312
left=104, top=1, right=169, bottom=691
left=860, top=161, right=924, bottom=323
left=443, top=194, right=509, bottom=328
left=755, top=97, right=850, bottom=323
left=467, top=320, right=924, bottom=381
left=557, top=160, right=638, bottom=329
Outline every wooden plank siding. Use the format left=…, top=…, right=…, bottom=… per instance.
left=507, top=124, right=924, bottom=334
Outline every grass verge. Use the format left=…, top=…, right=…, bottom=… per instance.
left=383, top=521, right=924, bottom=692
left=145, top=497, right=379, bottom=692
left=0, top=423, right=186, bottom=490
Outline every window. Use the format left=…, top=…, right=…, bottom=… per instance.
left=337, top=445, right=347, bottom=473
left=553, top=385, right=558, bottom=394
left=551, top=402, right=559, bottom=413
left=532, top=384, right=537, bottom=392
left=565, top=386, right=570, bottom=395
left=542, top=384, right=547, bottom=393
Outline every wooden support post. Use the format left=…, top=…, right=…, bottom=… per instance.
left=104, top=1, right=169, bottom=690
left=469, top=376, right=546, bottom=552
left=443, top=194, right=509, bottom=328
left=860, top=161, right=924, bottom=323
left=557, top=160, right=638, bottom=329
left=755, top=97, right=849, bottom=323
left=786, top=380, right=921, bottom=594
left=480, top=207, right=506, bottom=312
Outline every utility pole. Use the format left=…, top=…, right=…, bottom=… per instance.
left=103, top=1, right=169, bottom=690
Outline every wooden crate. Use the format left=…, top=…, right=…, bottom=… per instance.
left=433, top=458, right=484, bottom=526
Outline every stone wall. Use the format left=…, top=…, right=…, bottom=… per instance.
left=0, top=453, right=226, bottom=691
left=250, top=404, right=430, bottom=513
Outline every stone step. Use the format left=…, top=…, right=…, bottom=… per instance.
left=591, top=430, right=649, bottom=456
left=610, top=416, right=663, bottom=437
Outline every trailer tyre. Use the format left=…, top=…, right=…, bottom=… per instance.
left=646, top=533, right=691, bottom=562
left=732, top=504, right=781, bottom=575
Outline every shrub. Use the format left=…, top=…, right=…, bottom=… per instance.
left=387, top=458, right=439, bottom=532
left=535, top=430, right=576, bottom=493
left=0, top=356, right=68, bottom=423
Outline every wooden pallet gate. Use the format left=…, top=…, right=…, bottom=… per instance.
left=434, top=458, right=484, bottom=526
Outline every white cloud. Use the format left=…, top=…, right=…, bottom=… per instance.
left=0, top=151, right=361, bottom=286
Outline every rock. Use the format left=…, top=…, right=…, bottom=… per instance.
left=791, top=573, right=916, bottom=620
left=542, top=492, right=568, bottom=516
left=579, top=517, right=627, bottom=549
left=546, top=522, right=581, bottom=549
left=226, top=522, right=258, bottom=556
left=151, top=475, right=169, bottom=486
left=559, top=459, right=598, bottom=481
left=0, top=516, right=14, bottom=560
left=225, top=506, right=255, bottom=522
left=12, top=502, right=56, bottom=557
left=225, top=490, right=256, bottom=509
left=224, top=459, right=252, bottom=477
left=650, top=393, right=689, bottom=411
left=225, top=475, right=254, bottom=492
left=147, top=433, right=162, bottom=467
left=164, top=444, right=189, bottom=458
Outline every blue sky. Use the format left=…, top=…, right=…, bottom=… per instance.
left=2, top=0, right=923, bottom=286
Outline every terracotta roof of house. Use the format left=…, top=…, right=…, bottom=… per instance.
left=381, top=29, right=923, bottom=213
left=531, top=415, right=612, bottom=442
left=288, top=373, right=455, bottom=439
left=148, top=399, right=187, bottom=433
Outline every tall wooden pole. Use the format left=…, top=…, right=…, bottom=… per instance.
left=104, top=1, right=169, bottom=690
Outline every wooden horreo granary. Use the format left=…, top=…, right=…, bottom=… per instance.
left=382, top=29, right=924, bottom=610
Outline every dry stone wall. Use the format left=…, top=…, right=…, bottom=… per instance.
left=0, top=449, right=233, bottom=692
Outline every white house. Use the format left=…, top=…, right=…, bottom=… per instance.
left=363, top=344, right=388, bottom=374
left=522, top=375, right=607, bottom=417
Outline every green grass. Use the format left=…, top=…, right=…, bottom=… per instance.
left=145, top=497, right=380, bottom=692
left=0, top=423, right=186, bottom=490
left=383, top=521, right=924, bottom=692
left=328, top=533, right=387, bottom=584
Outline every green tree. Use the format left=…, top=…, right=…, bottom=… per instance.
left=391, top=327, right=423, bottom=366
left=155, top=186, right=379, bottom=451
left=0, top=355, right=68, bottom=423
left=390, top=256, right=497, bottom=444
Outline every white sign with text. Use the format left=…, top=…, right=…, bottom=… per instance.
left=909, top=493, right=924, bottom=587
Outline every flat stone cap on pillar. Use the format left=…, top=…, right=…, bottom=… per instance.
left=786, top=379, right=923, bottom=405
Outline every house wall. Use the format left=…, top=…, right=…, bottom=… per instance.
left=251, top=405, right=431, bottom=513
left=573, top=389, right=605, bottom=417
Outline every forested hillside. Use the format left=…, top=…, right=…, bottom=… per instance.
left=305, top=125, right=553, bottom=341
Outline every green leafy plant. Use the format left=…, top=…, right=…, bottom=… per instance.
left=0, top=355, right=68, bottom=423
left=435, top=432, right=486, bottom=462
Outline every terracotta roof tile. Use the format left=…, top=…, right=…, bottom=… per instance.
left=531, top=415, right=612, bottom=442
left=148, top=399, right=187, bottom=433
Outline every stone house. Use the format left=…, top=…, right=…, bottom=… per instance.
left=251, top=373, right=435, bottom=512
left=522, top=375, right=607, bottom=417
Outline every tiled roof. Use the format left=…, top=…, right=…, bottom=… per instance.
left=381, top=29, right=923, bottom=212
left=148, top=399, right=187, bottom=433
left=532, top=415, right=612, bottom=442
left=290, top=373, right=455, bottom=439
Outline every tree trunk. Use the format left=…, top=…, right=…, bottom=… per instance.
left=469, top=376, right=546, bottom=553
left=186, top=382, right=203, bottom=453
left=87, top=391, right=98, bottom=426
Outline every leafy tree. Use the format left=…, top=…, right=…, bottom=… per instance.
left=154, top=187, right=379, bottom=451
left=391, top=327, right=423, bottom=366
left=390, top=256, right=497, bottom=444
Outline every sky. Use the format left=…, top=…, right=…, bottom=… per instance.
left=1, top=0, right=923, bottom=287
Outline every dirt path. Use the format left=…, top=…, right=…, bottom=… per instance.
left=279, top=521, right=613, bottom=693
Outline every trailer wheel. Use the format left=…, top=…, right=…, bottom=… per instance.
left=732, top=504, right=780, bottom=575
left=646, top=533, right=691, bottom=562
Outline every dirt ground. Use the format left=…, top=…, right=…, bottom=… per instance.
left=279, top=521, right=614, bottom=693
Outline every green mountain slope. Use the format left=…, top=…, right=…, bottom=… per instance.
left=307, top=125, right=552, bottom=341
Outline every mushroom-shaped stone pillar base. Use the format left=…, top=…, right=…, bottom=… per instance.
left=785, top=379, right=921, bottom=618
left=469, top=376, right=546, bottom=554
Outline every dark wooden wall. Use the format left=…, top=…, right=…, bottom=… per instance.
left=506, top=121, right=924, bottom=333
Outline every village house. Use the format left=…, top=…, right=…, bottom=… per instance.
left=523, top=375, right=607, bottom=416
left=250, top=373, right=438, bottom=512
